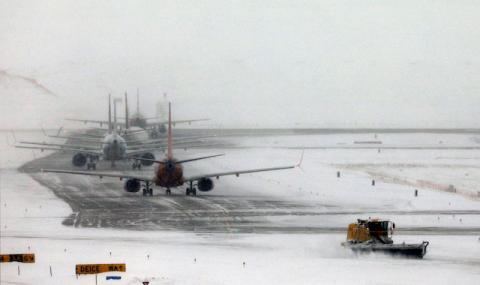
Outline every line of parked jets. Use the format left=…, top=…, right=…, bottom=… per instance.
left=16, top=93, right=301, bottom=196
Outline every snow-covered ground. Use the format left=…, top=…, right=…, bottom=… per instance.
left=1, top=131, right=480, bottom=284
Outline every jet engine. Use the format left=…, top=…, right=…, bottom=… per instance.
left=72, top=153, right=87, bottom=167
left=140, top=152, right=155, bottom=166
left=197, top=177, right=214, bottom=192
left=124, top=179, right=141, bottom=193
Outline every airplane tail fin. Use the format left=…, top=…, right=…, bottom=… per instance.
left=136, top=88, right=140, bottom=115
left=125, top=92, right=130, bottom=130
left=114, top=100, right=116, bottom=128
left=112, top=97, right=121, bottom=134
left=167, top=102, right=173, bottom=159
left=108, top=94, right=112, bottom=133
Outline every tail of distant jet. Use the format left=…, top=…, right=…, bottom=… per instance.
left=167, top=102, right=173, bottom=159
left=124, top=92, right=130, bottom=130
left=108, top=94, right=112, bottom=133
left=136, top=88, right=140, bottom=115
left=113, top=98, right=117, bottom=134
left=112, top=97, right=122, bottom=134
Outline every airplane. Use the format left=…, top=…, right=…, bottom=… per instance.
left=42, top=103, right=301, bottom=196
left=66, top=90, right=209, bottom=138
left=38, top=125, right=216, bottom=149
left=15, top=95, right=167, bottom=170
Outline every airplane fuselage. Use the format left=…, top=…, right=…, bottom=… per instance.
left=130, top=113, right=167, bottom=138
left=102, top=133, right=127, bottom=161
left=129, top=113, right=147, bottom=129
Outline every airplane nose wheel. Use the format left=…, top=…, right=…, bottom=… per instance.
left=87, top=162, right=96, bottom=170
left=166, top=189, right=172, bottom=195
left=132, top=161, right=142, bottom=170
left=142, top=188, right=153, bottom=196
left=142, top=182, right=153, bottom=196
left=86, top=156, right=97, bottom=170
left=186, top=182, right=197, bottom=196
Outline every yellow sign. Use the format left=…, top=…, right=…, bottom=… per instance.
left=0, top=254, right=35, bottom=263
left=76, top=263, right=126, bottom=275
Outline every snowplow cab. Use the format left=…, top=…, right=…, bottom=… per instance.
left=347, top=219, right=394, bottom=244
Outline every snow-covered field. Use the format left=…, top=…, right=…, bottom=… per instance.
left=1, top=131, right=480, bottom=284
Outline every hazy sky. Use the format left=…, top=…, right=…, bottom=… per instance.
left=0, top=0, right=479, bottom=129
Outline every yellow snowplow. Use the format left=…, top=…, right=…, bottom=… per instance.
left=342, top=218, right=429, bottom=258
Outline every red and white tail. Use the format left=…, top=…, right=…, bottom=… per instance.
left=167, top=102, right=173, bottom=159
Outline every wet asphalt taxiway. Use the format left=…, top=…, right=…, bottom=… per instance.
left=17, top=130, right=480, bottom=235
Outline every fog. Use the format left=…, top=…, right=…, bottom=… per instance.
left=1, top=0, right=479, bottom=129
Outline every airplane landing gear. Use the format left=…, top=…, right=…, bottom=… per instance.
left=86, top=156, right=97, bottom=170
left=186, top=188, right=197, bottom=196
left=142, top=188, right=153, bottom=196
left=166, top=188, right=172, bottom=195
left=186, top=181, right=197, bottom=196
left=86, top=162, right=96, bottom=170
left=132, top=160, right=142, bottom=170
left=142, top=181, right=153, bottom=196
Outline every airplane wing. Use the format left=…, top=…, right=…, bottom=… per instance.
left=127, top=137, right=214, bottom=150
left=125, top=135, right=220, bottom=154
left=126, top=148, right=163, bottom=157
left=126, top=135, right=216, bottom=145
left=44, top=134, right=105, bottom=142
left=15, top=145, right=103, bottom=156
left=145, top=118, right=210, bottom=127
left=123, top=128, right=149, bottom=135
left=18, top=141, right=98, bottom=150
left=171, top=118, right=210, bottom=125
left=125, top=136, right=216, bottom=156
left=133, top=153, right=225, bottom=164
left=42, top=127, right=105, bottom=140
left=66, top=118, right=126, bottom=127
left=41, top=169, right=154, bottom=182
left=184, top=165, right=296, bottom=182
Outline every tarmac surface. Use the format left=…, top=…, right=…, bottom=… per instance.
left=18, top=137, right=480, bottom=235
